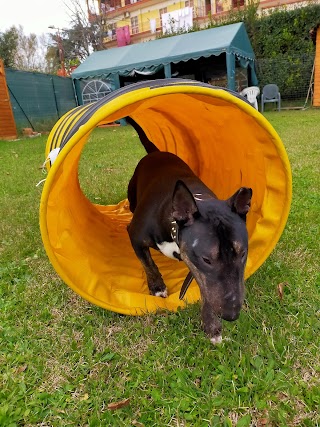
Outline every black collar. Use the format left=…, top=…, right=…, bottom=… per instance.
left=170, top=220, right=194, bottom=299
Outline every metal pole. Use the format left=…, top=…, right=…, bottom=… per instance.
left=49, top=26, right=67, bottom=77
left=56, top=28, right=67, bottom=77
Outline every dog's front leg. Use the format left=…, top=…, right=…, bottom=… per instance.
left=201, top=302, right=222, bottom=344
left=131, top=243, right=168, bottom=298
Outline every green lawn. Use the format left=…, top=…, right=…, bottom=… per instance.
left=0, top=109, right=319, bottom=427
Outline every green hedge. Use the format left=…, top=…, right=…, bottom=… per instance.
left=249, top=3, right=320, bottom=58
left=208, top=2, right=320, bottom=57
left=256, top=54, right=314, bottom=100
left=207, top=2, right=320, bottom=100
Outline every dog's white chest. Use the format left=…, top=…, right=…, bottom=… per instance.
left=156, top=241, right=180, bottom=260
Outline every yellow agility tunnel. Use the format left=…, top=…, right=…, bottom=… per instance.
left=40, top=79, right=292, bottom=315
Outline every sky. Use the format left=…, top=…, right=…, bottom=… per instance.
left=0, top=0, right=89, bottom=36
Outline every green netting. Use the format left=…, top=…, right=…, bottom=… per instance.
left=5, top=69, right=77, bottom=131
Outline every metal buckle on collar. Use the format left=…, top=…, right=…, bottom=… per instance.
left=170, top=220, right=179, bottom=244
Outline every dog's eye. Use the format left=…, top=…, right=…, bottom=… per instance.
left=202, top=257, right=211, bottom=265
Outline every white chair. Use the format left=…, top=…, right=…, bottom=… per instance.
left=240, top=86, right=260, bottom=110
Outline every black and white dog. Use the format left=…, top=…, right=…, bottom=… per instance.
left=127, top=118, right=252, bottom=343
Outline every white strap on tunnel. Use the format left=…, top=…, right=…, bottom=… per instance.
left=37, top=147, right=61, bottom=187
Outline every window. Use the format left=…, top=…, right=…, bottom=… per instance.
left=100, top=0, right=107, bottom=13
left=82, top=80, right=112, bottom=104
left=232, top=0, right=245, bottom=7
left=107, top=22, right=117, bottom=40
left=185, top=0, right=194, bottom=7
left=105, top=0, right=121, bottom=10
left=159, top=7, right=167, bottom=27
left=131, top=16, right=139, bottom=34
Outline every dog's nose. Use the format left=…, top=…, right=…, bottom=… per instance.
left=224, top=290, right=236, bottom=301
left=222, top=303, right=241, bottom=321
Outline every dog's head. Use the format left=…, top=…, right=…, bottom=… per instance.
left=172, top=180, right=252, bottom=340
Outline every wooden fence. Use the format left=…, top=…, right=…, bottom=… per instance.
left=0, top=60, right=17, bottom=140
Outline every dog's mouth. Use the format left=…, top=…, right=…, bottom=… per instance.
left=198, top=281, right=244, bottom=323
left=203, top=302, right=242, bottom=322
left=221, top=308, right=241, bottom=322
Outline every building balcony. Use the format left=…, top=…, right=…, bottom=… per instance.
left=95, top=0, right=310, bottom=48
left=98, top=0, right=211, bottom=19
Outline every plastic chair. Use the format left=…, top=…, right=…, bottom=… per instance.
left=240, top=86, right=260, bottom=110
left=261, top=84, right=281, bottom=112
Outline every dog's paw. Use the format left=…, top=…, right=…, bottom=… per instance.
left=154, top=289, right=168, bottom=298
left=148, top=279, right=168, bottom=298
left=210, top=335, right=222, bottom=345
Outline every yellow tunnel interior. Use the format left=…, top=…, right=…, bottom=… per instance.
left=40, top=80, right=292, bottom=315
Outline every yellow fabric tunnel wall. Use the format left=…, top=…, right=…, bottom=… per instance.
left=40, top=79, right=292, bottom=316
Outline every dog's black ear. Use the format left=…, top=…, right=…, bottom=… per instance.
left=172, top=180, right=198, bottom=226
left=227, top=187, right=252, bottom=221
